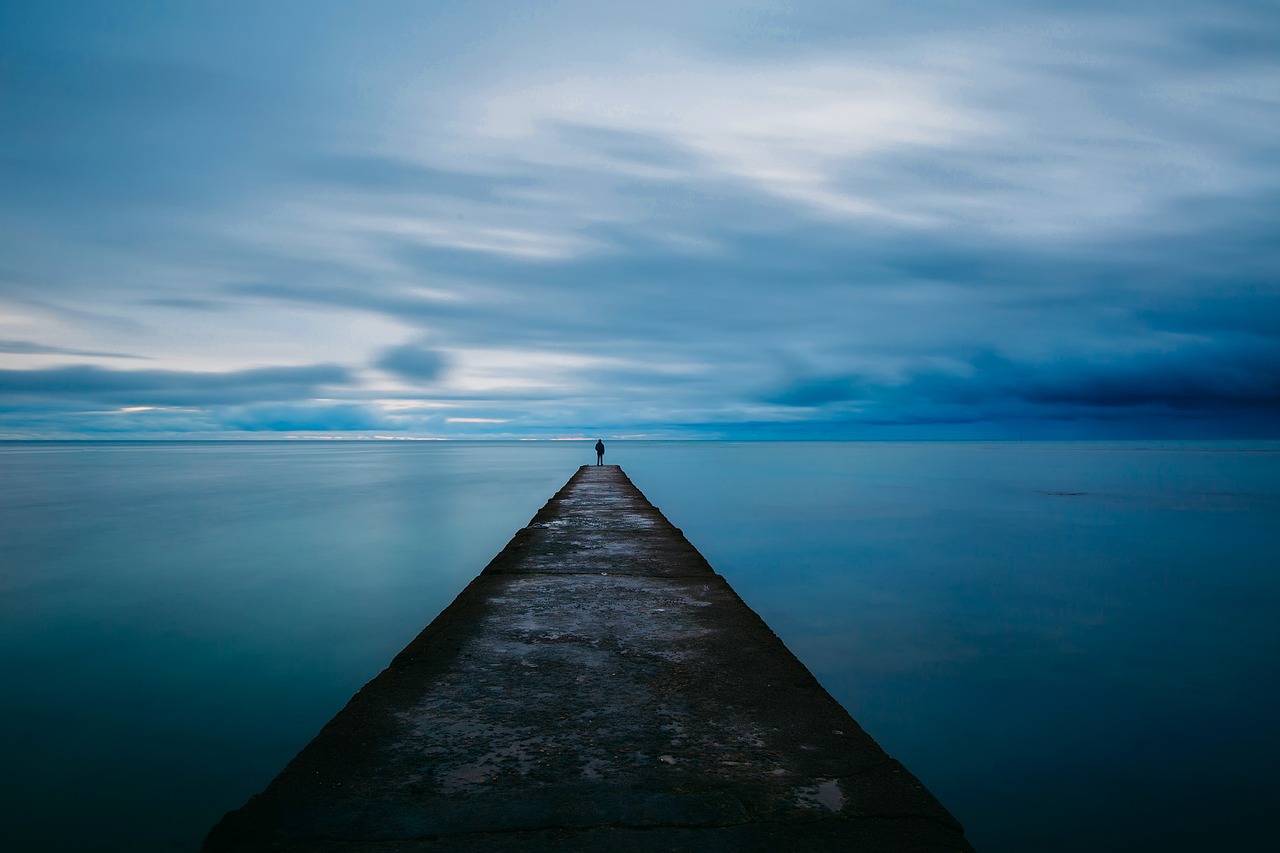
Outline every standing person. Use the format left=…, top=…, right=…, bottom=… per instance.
left=594, top=439, right=605, bottom=465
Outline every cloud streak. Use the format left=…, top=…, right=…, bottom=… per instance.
left=0, top=364, right=351, bottom=408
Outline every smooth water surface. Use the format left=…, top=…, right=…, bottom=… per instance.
left=2, top=441, right=1277, bottom=851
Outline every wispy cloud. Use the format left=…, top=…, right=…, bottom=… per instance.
left=1, top=1, right=1277, bottom=437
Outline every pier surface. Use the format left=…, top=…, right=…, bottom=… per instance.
left=205, top=466, right=971, bottom=852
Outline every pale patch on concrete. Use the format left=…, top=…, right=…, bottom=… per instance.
left=795, top=778, right=845, bottom=813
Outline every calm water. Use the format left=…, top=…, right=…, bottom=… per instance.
left=1, top=441, right=1277, bottom=851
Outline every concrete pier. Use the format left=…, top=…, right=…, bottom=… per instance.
left=204, top=466, right=972, bottom=852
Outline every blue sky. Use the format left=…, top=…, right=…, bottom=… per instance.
left=2, top=0, right=1278, bottom=438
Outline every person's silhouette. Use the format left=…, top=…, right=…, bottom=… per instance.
left=595, top=439, right=605, bottom=465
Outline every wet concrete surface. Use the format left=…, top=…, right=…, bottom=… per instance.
left=204, top=466, right=973, bottom=851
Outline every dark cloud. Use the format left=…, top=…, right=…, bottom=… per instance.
left=767, top=376, right=865, bottom=408
left=761, top=343, right=1280, bottom=428
left=0, top=364, right=351, bottom=407
left=374, top=343, right=447, bottom=383
left=221, top=403, right=387, bottom=432
left=1014, top=349, right=1280, bottom=411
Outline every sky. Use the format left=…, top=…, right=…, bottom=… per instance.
left=2, top=0, right=1278, bottom=439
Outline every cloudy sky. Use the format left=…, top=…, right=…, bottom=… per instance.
left=2, top=0, right=1277, bottom=438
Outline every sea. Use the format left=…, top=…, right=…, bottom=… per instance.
left=1, top=440, right=1277, bottom=852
